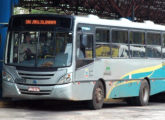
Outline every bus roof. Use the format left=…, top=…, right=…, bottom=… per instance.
left=74, top=15, right=165, bottom=31
left=9, top=14, right=165, bottom=31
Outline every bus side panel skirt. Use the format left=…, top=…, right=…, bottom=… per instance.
left=105, top=80, right=141, bottom=99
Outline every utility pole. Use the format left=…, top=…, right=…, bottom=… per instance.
left=132, top=0, right=135, bottom=21
left=75, top=0, right=79, bottom=15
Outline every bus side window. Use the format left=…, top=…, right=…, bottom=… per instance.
left=95, top=29, right=110, bottom=58
left=77, top=34, right=93, bottom=59
left=162, top=34, right=165, bottom=58
left=129, top=31, right=145, bottom=58
left=111, top=30, right=129, bottom=58
left=146, top=33, right=161, bottom=58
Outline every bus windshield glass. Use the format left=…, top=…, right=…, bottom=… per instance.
left=7, top=31, right=72, bottom=68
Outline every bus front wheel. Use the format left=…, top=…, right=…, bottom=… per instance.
left=88, top=81, right=105, bottom=110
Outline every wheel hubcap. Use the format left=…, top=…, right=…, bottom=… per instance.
left=143, top=87, right=149, bottom=102
left=95, top=87, right=104, bottom=103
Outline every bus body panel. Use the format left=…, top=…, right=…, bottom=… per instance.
left=3, top=81, right=73, bottom=100
left=3, top=65, right=67, bottom=85
left=2, top=70, right=94, bottom=101
left=76, top=58, right=165, bottom=99
left=103, top=59, right=165, bottom=98
left=3, top=14, right=165, bottom=103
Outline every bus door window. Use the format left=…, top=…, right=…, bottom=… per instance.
left=111, top=30, right=129, bottom=58
left=146, top=33, right=161, bottom=58
left=77, top=34, right=94, bottom=59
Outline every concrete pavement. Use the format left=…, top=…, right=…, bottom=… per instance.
left=0, top=100, right=165, bottom=120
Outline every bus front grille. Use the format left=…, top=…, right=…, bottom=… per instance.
left=17, top=71, right=54, bottom=80
left=19, top=89, right=51, bottom=95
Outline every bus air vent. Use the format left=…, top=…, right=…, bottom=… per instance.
left=19, top=89, right=51, bottom=95
left=18, top=71, right=54, bottom=80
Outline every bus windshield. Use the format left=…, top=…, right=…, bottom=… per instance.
left=7, top=31, right=72, bottom=68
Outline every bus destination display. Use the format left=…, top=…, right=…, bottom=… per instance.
left=25, top=20, right=57, bottom=25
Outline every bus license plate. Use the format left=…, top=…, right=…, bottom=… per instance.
left=28, top=87, right=40, bottom=92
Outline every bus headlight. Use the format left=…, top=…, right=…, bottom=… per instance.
left=2, top=71, right=13, bottom=82
left=57, top=73, right=72, bottom=84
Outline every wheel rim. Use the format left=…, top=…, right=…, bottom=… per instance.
left=142, top=87, right=149, bottom=102
left=95, top=86, right=104, bottom=103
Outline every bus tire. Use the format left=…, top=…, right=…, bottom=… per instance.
left=134, top=80, right=150, bottom=106
left=88, top=81, right=105, bottom=110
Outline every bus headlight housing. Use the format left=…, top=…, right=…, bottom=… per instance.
left=2, top=71, right=13, bottom=82
left=57, top=73, right=72, bottom=84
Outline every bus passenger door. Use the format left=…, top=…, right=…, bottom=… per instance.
left=75, top=34, right=94, bottom=82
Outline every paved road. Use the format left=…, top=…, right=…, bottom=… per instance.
left=0, top=98, right=165, bottom=120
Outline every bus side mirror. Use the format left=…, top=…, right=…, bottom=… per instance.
left=81, top=34, right=87, bottom=47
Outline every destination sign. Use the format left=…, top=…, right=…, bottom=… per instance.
left=25, top=20, right=57, bottom=25
left=9, top=15, right=73, bottom=31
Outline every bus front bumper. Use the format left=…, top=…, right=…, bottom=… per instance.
left=2, top=81, right=74, bottom=100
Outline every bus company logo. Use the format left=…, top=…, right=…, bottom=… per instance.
left=84, top=69, right=89, bottom=78
left=33, top=80, right=37, bottom=84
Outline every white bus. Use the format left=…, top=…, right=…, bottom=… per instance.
left=3, top=14, right=165, bottom=109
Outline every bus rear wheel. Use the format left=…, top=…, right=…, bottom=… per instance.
left=88, top=81, right=105, bottom=110
left=131, top=80, right=150, bottom=106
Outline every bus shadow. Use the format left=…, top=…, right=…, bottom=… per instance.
left=5, top=100, right=90, bottom=111
left=150, top=93, right=165, bottom=103
left=4, top=94, right=165, bottom=111
left=5, top=100, right=129, bottom=111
